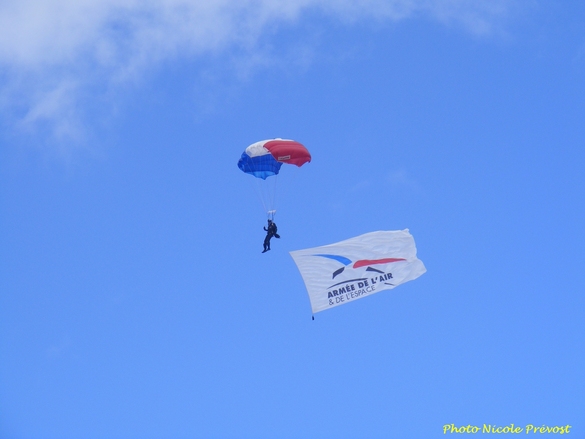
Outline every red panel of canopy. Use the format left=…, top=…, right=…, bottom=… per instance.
left=264, top=140, right=311, bottom=167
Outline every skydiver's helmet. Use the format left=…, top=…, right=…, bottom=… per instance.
left=268, top=219, right=272, bottom=224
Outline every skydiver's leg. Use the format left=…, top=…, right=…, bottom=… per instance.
left=263, top=235, right=270, bottom=253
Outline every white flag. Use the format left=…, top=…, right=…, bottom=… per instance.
left=290, top=230, right=426, bottom=314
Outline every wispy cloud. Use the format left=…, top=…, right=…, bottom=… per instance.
left=47, top=334, right=72, bottom=358
left=0, top=0, right=516, bottom=144
left=386, top=169, right=421, bottom=192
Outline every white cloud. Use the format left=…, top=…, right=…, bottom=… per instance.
left=386, top=169, right=420, bottom=192
left=0, top=0, right=516, bottom=143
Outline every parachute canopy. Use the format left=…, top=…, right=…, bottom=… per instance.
left=290, top=230, right=426, bottom=314
left=238, top=139, right=311, bottom=180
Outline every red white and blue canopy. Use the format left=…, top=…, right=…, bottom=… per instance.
left=237, top=139, right=311, bottom=179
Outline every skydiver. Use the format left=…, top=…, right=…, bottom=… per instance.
left=262, top=219, right=280, bottom=253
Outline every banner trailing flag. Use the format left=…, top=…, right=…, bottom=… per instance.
left=290, top=230, right=426, bottom=314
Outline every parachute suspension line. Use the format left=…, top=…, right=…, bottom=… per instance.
left=240, top=159, right=267, bottom=217
left=249, top=175, right=277, bottom=221
left=269, top=173, right=279, bottom=219
left=251, top=177, right=269, bottom=216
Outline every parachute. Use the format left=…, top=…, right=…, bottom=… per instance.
left=238, top=138, right=311, bottom=218
left=290, top=230, right=426, bottom=314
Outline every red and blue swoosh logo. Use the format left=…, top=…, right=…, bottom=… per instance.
left=313, top=254, right=406, bottom=279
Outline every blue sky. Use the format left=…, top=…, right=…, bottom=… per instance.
left=1, top=1, right=584, bottom=438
